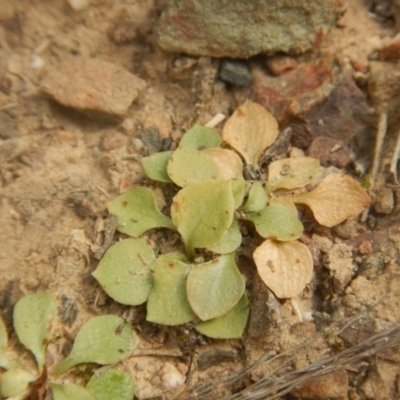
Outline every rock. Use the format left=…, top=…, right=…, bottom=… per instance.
left=325, top=242, right=355, bottom=292
left=307, top=136, right=353, bottom=168
left=373, top=187, right=394, bottom=214
left=379, top=36, right=400, bottom=61
left=38, top=57, right=146, bottom=119
left=265, top=55, right=298, bottom=76
left=156, top=0, right=345, bottom=58
left=251, top=60, right=334, bottom=125
left=219, top=61, right=252, bottom=87
left=141, top=125, right=162, bottom=155
left=101, top=130, right=127, bottom=151
left=67, top=0, right=90, bottom=11
left=290, top=370, right=348, bottom=400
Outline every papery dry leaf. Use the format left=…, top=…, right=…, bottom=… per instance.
left=222, top=100, right=279, bottom=168
left=253, top=240, right=313, bottom=299
left=291, top=174, right=371, bottom=227
left=202, top=147, right=243, bottom=180
left=267, top=157, right=320, bottom=192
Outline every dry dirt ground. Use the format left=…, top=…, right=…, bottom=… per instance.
left=1, top=1, right=400, bottom=399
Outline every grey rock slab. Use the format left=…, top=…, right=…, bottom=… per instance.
left=156, top=0, right=345, bottom=58
left=38, top=57, right=145, bottom=119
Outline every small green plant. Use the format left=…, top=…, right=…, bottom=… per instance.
left=92, top=100, right=371, bottom=338
left=0, top=293, right=137, bottom=400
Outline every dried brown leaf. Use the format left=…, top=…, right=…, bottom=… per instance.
left=222, top=100, right=279, bottom=168
left=202, top=147, right=243, bottom=180
left=291, top=174, right=371, bottom=227
left=267, top=157, right=320, bottom=192
left=253, top=240, right=313, bottom=299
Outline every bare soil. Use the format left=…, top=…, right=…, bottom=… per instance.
left=1, top=1, right=400, bottom=399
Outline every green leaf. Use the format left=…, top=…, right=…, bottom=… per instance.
left=13, top=293, right=56, bottom=372
left=92, top=238, right=155, bottom=306
left=179, top=124, right=222, bottom=149
left=54, top=315, right=137, bottom=376
left=107, top=187, right=174, bottom=238
left=0, top=367, right=36, bottom=398
left=186, top=253, right=245, bottom=321
left=195, top=294, right=249, bottom=339
left=50, top=383, right=95, bottom=400
left=267, top=157, right=320, bottom=192
left=167, top=147, right=219, bottom=187
left=231, top=179, right=246, bottom=209
left=142, top=151, right=173, bottom=183
left=244, top=198, right=303, bottom=241
left=171, top=179, right=235, bottom=258
left=146, top=255, right=196, bottom=325
left=86, top=369, right=135, bottom=400
left=222, top=100, right=279, bottom=168
left=207, top=220, right=242, bottom=254
left=241, top=181, right=268, bottom=213
left=253, top=239, right=313, bottom=299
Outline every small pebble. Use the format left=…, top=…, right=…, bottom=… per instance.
left=219, top=60, right=252, bottom=87
left=101, top=130, right=127, bottom=151
left=265, top=55, right=298, bottom=76
left=132, top=137, right=144, bottom=151
left=373, top=187, right=394, bottom=214
left=67, top=0, right=90, bottom=11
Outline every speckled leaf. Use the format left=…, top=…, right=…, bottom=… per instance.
left=107, top=187, right=174, bottom=237
left=167, top=147, right=219, bottom=187
left=244, top=198, right=303, bottom=241
left=179, top=124, right=222, bottom=149
left=86, top=369, right=135, bottom=400
left=291, top=174, right=371, bottom=227
left=222, top=100, right=279, bottom=168
left=92, top=238, right=155, bottom=306
left=207, top=220, right=242, bottom=254
left=0, top=367, right=36, bottom=398
left=50, top=383, right=95, bottom=400
left=267, top=157, right=320, bottom=192
left=186, top=253, right=245, bottom=321
left=202, top=147, right=243, bottom=180
left=13, top=293, right=56, bottom=373
left=142, top=151, right=173, bottom=183
left=146, top=255, right=195, bottom=325
left=195, top=294, right=249, bottom=339
left=241, top=181, right=268, bottom=213
left=54, top=315, right=137, bottom=376
left=253, top=240, right=313, bottom=299
left=171, top=179, right=235, bottom=258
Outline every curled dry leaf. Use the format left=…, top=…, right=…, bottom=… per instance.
left=290, top=174, right=371, bottom=227
left=222, top=100, right=279, bottom=168
left=267, top=157, right=320, bottom=192
left=202, top=147, right=243, bottom=180
left=253, top=240, right=313, bottom=299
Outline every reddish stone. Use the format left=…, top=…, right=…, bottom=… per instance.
left=101, top=130, right=127, bottom=151
left=290, top=370, right=348, bottom=400
left=379, top=39, right=400, bottom=61
left=307, top=136, right=353, bottom=168
left=265, top=55, right=298, bottom=76
left=39, top=57, right=145, bottom=119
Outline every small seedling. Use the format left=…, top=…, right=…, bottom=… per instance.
left=92, top=100, right=371, bottom=339
left=0, top=293, right=137, bottom=400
